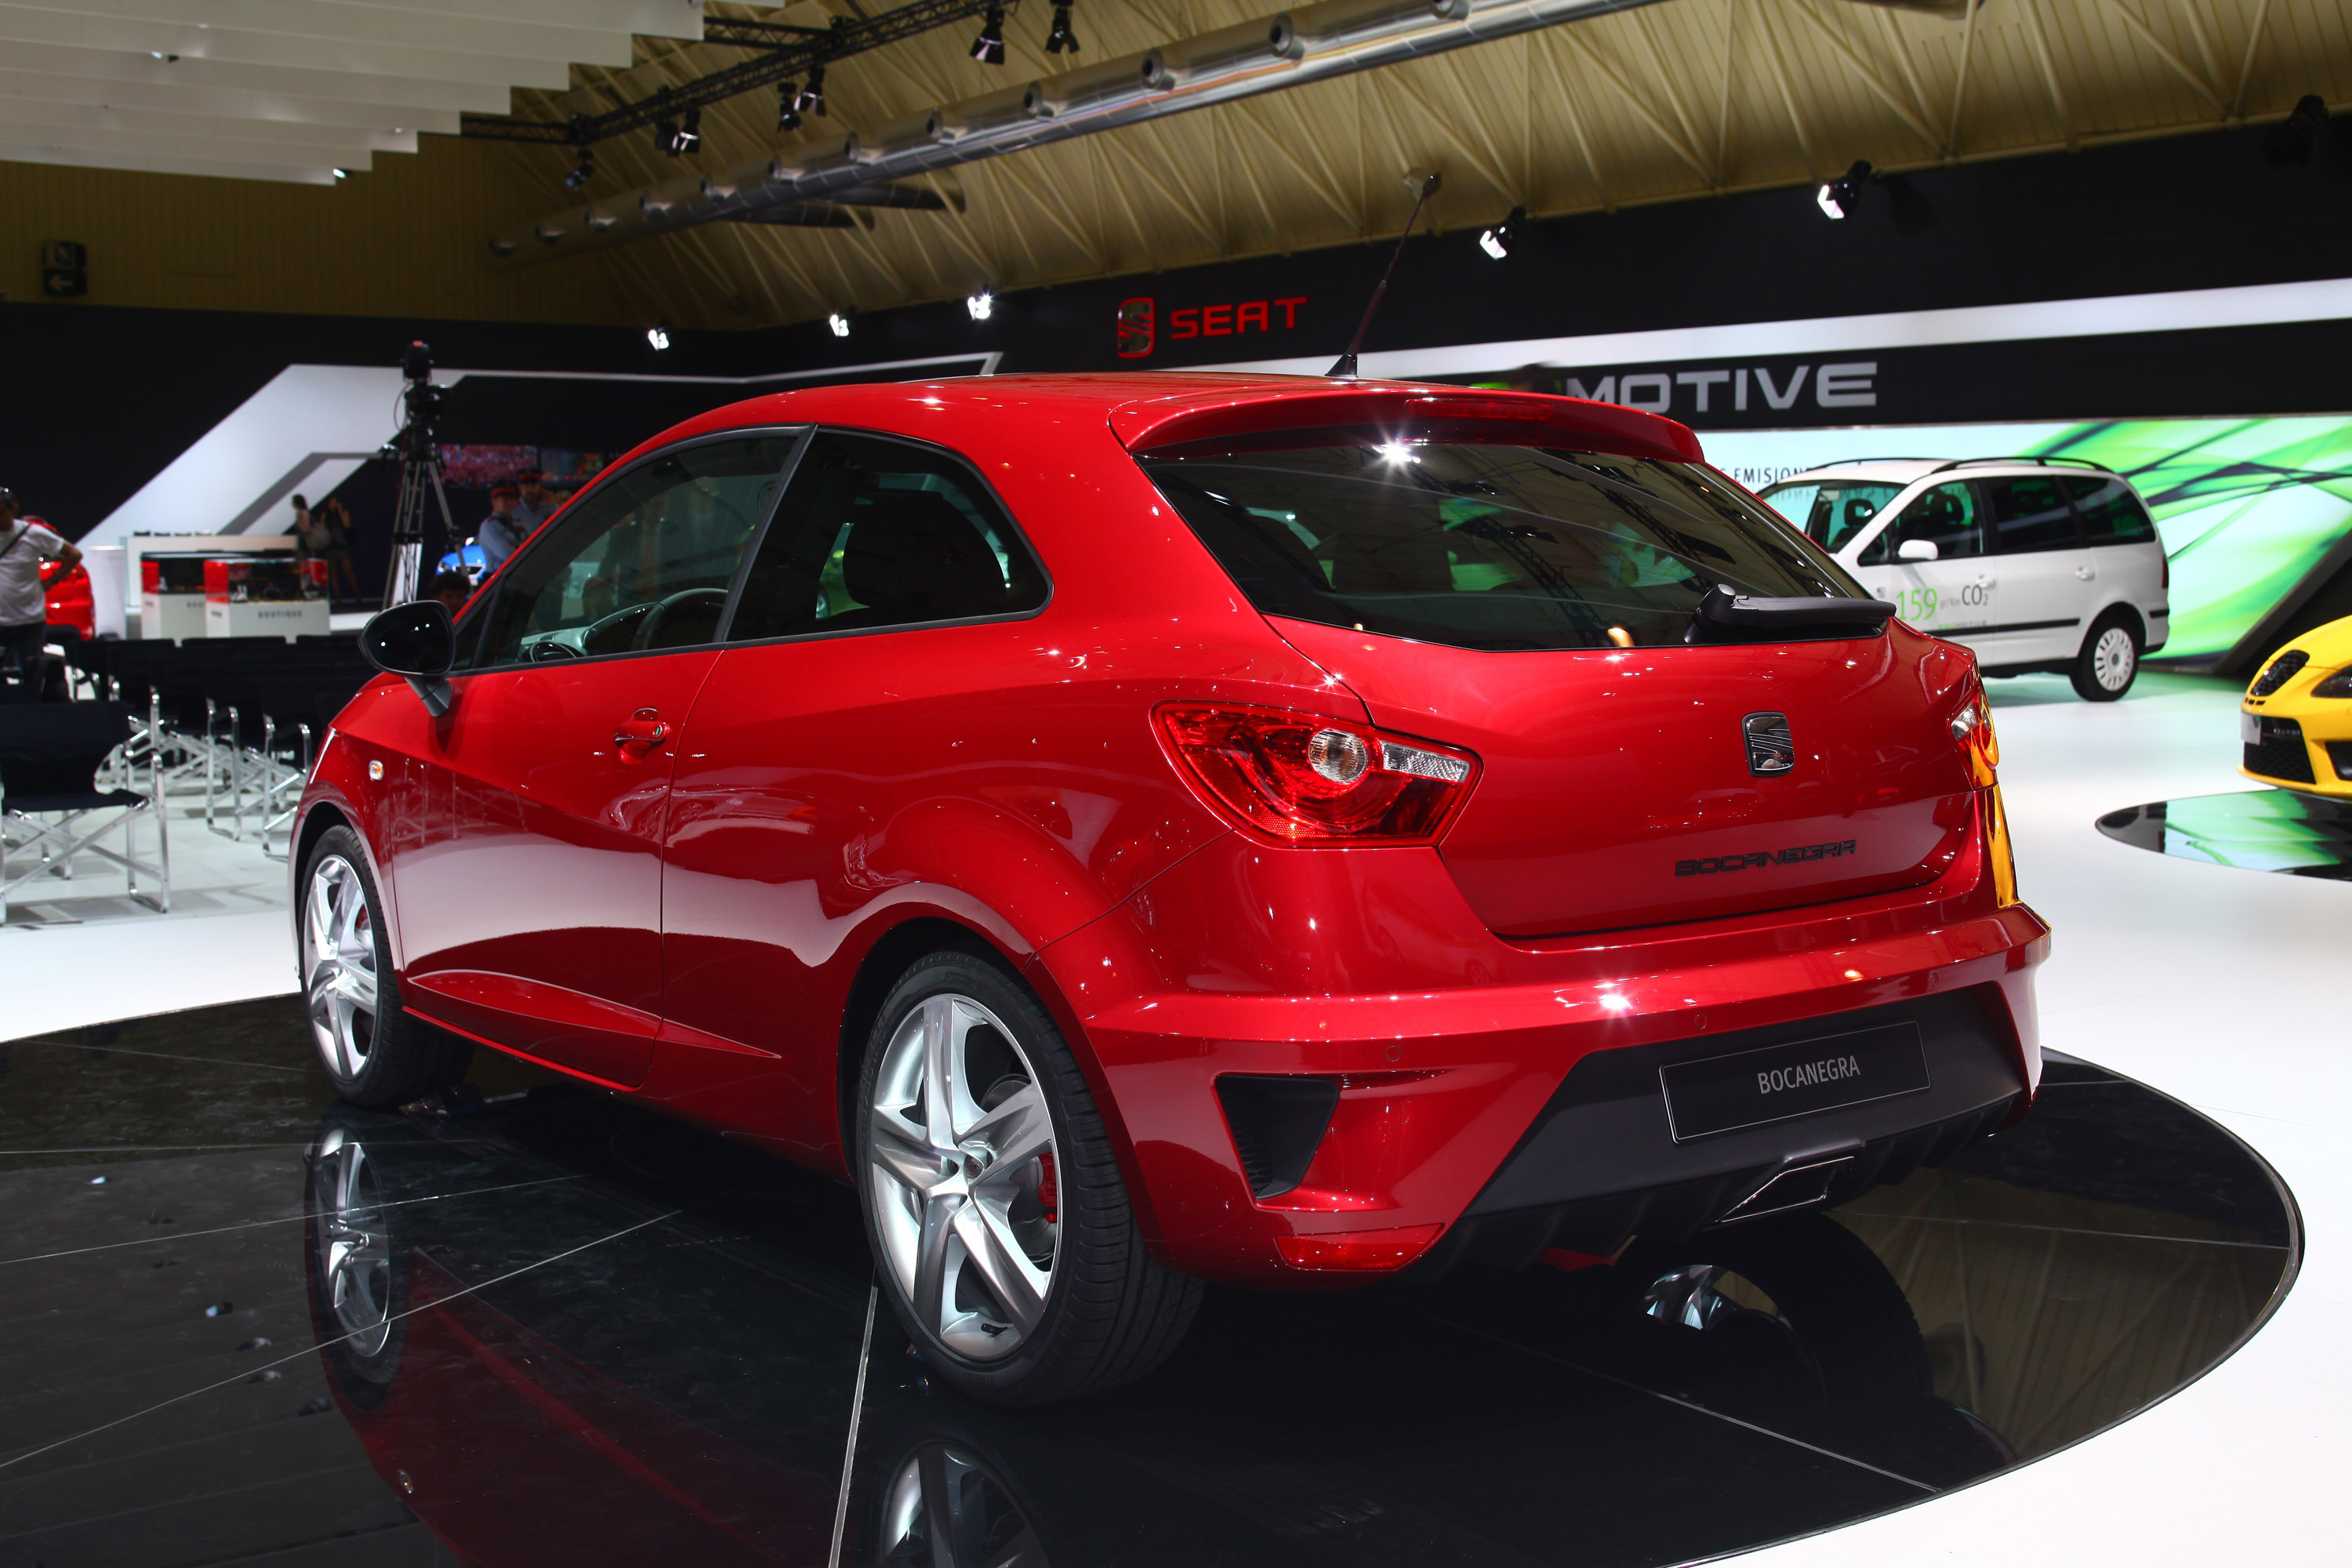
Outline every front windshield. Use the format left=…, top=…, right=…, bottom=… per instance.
left=1759, top=479, right=1905, bottom=555
left=1142, top=443, right=1866, bottom=652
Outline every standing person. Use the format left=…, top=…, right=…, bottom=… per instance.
left=290, top=493, right=319, bottom=555
left=318, top=496, right=361, bottom=603
left=515, top=468, right=564, bottom=533
left=0, top=488, right=77, bottom=702
left=476, top=483, right=528, bottom=574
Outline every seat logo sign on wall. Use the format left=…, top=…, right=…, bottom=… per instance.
left=1119, top=295, right=1309, bottom=358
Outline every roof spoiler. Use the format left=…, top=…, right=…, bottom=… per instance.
left=1113, top=387, right=1702, bottom=463
left=1685, top=583, right=1897, bottom=644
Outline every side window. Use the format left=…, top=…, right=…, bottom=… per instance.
left=2064, top=475, right=2158, bottom=546
left=467, top=434, right=798, bottom=668
left=1859, top=481, right=1984, bottom=564
left=1982, top=474, right=2082, bottom=554
left=728, top=430, right=1047, bottom=642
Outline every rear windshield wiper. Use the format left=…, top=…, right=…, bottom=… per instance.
left=1685, top=583, right=1896, bottom=644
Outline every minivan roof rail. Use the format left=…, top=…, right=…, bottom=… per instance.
left=1798, top=456, right=1947, bottom=470
left=1923, top=455, right=2114, bottom=474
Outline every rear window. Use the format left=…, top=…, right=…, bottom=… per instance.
left=1142, top=443, right=1867, bottom=653
left=1758, top=480, right=1905, bottom=554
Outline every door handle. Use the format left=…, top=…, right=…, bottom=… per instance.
left=614, top=707, right=670, bottom=760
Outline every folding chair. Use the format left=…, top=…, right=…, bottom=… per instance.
left=0, top=701, right=169, bottom=922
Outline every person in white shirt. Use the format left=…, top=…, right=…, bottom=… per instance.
left=0, top=488, right=76, bottom=702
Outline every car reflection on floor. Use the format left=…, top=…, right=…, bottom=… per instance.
left=296, top=1048, right=2292, bottom=1568
left=2099, top=789, right=2352, bottom=879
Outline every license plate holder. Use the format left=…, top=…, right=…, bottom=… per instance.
left=1661, top=1022, right=1931, bottom=1142
left=2241, top=710, right=2262, bottom=746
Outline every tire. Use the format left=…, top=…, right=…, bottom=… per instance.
left=299, top=826, right=470, bottom=1109
left=2071, top=612, right=2141, bottom=701
left=854, top=949, right=1202, bottom=1405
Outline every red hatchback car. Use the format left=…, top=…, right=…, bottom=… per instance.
left=299, top=375, right=2047, bottom=1404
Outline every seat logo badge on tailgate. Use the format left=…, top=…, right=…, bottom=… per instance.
left=1743, top=712, right=1795, bottom=775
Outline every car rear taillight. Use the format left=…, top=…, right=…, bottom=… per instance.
left=1156, top=703, right=1479, bottom=845
left=1950, top=681, right=2020, bottom=905
left=1951, top=684, right=1999, bottom=786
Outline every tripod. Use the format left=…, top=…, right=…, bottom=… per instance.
left=382, top=342, right=459, bottom=608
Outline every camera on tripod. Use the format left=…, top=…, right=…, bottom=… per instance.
left=393, top=339, right=443, bottom=462
left=380, top=339, right=458, bottom=608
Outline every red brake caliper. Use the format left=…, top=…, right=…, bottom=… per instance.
left=1035, top=1151, right=1058, bottom=1224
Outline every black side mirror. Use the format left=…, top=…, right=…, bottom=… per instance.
left=362, top=601, right=457, bottom=717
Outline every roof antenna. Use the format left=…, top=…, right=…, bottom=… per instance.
left=1328, top=171, right=1443, bottom=379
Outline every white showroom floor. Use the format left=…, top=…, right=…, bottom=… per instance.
left=2, top=667, right=2339, bottom=1563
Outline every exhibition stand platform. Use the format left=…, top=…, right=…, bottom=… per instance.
left=0, top=672, right=2340, bottom=1567
left=0, top=1000, right=2295, bottom=1566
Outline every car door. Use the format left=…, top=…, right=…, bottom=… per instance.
left=1852, top=480, right=1996, bottom=639
left=1977, top=472, right=2092, bottom=666
left=387, top=430, right=802, bottom=1087
left=655, top=430, right=1054, bottom=1155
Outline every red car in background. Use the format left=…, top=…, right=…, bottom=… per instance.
left=29, top=517, right=94, bottom=640
left=296, top=375, right=2048, bottom=1405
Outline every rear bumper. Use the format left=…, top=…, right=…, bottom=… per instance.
left=1033, top=817, right=2047, bottom=1290
left=1410, top=989, right=2023, bottom=1279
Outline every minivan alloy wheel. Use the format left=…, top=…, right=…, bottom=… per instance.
left=303, top=855, right=379, bottom=1079
left=2092, top=625, right=2136, bottom=691
left=868, top=993, right=1059, bottom=1361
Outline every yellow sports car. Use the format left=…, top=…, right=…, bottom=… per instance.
left=2241, top=613, right=2352, bottom=796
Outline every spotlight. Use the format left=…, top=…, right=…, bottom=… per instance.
left=677, top=107, right=701, bottom=154
left=1815, top=159, right=1871, bottom=220
left=655, top=116, right=679, bottom=155
left=972, top=5, right=1007, bottom=64
left=564, top=149, right=594, bottom=190
left=1046, top=2, right=1080, bottom=54
left=2266, top=94, right=2330, bottom=165
left=1478, top=203, right=1525, bottom=260
left=331, top=168, right=349, bottom=180
left=967, top=290, right=994, bottom=321
left=797, top=66, right=827, bottom=118
left=828, top=311, right=851, bottom=338
left=646, top=324, right=671, bottom=350
left=777, top=82, right=802, bottom=132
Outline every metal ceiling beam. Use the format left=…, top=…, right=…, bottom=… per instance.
left=493, top=0, right=1674, bottom=262
left=0, top=1, right=641, bottom=70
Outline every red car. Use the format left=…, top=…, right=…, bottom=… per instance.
left=299, top=376, right=2047, bottom=1405
left=32, top=519, right=95, bottom=641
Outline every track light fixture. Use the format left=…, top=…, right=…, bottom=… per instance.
left=967, top=290, right=994, bottom=321
left=564, top=148, right=594, bottom=189
left=972, top=5, right=1007, bottom=64
left=1816, top=160, right=1871, bottom=220
left=829, top=311, right=851, bottom=338
left=646, top=323, right=671, bottom=350
left=777, top=81, right=802, bottom=132
left=2266, top=94, right=2330, bottom=165
left=797, top=66, right=827, bottom=118
left=1479, top=204, right=1526, bottom=260
left=1046, top=2, right=1080, bottom=54
left=677, top=107, right=701, bottom=154
left=655, top=116, right=678, bottom=155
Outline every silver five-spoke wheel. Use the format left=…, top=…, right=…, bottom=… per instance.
left=303, top=855, right=380, bottom=1081
left=2092, top=625, right=2136, bottom=692
left=868, top=993, right=1059, bottom=1362
left=313, top=1128, right=394, bottom=1358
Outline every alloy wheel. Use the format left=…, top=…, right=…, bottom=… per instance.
left=313, top=1129, right=394, bottom=1357
left=303, top=855, right=379, bottom=1080
left=2093, top=626, right=2136, bottom=691
left=868, top=993, right=1059, bottom=1362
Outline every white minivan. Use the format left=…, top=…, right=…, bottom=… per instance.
left=1758, top=458, right=2170, bottom=701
